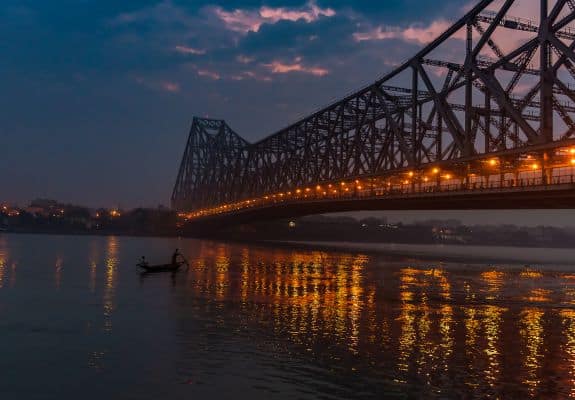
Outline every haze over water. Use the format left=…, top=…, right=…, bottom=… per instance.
left=2, top=233, right=575, bottom=398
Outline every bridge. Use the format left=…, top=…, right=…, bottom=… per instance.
left=172, top=0, right=575, bottom=228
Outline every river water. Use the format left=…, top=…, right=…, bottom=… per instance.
left=1, top=233, right=575, bottom=399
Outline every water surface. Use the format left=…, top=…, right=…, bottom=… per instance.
left=1, top=233, right=575, bottom=399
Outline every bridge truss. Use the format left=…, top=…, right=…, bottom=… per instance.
left=172, top=0, right=575, bottom=218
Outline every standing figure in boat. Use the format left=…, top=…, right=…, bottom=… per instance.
left=171, top=249, right=182, bottom=265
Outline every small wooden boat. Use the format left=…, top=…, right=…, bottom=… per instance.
left=137, top=261, right=187, bottom=273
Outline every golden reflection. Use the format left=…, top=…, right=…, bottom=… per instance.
left=103, top=236, right=119, bottom=333
left=0, top=237, right=14, bottom=288
left=523, top=288, right=552, bottom=303
left=481, top=270, right=505, bottom=301
left=483, top=305, right=505, bottom=388
left=397, top=303, right=416, bottom=376
left=0, top=251, right=5, bottom=290
left=561, top=309, right=575, bottom=398
left=349, top=255, right=367, bottom=353
left=464, top=306, right=480, bottom=385
left=439, top=304, right=454, bottom=372
left=520, top=308, right=545, bottom=396
left=240, top=248, right=250, bottom=303
left=520, top=269, right=543, bottom=279
left=214, top=245, right=230, bottom=300
left=177, top=242, right=575, bottom=397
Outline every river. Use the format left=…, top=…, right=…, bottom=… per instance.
left=1, top=233, right=574, bottom=398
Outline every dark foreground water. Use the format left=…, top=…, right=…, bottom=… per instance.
left=2, top=234, right=575, bottom=399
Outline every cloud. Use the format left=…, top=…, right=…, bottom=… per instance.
left=134, top=76, right=181, bottom=93
left=353, top=19, right=459, bottom=45
left=230, top=71, right=272, bottom=82
left=174, top=45, right=206, bottom=55
left=213, top=1, right=336, bottom=34
left=197, top=69, right=220, bottom=80
left=161, top=81, right=180, bottom=92
left=262, top=57, right=329, bottom=77
left=236, top=55, right=255, bottom=64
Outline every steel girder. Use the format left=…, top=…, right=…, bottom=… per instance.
left=172, top=0, right=575, bottom=212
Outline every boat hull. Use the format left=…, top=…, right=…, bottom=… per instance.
left=137, top=261, right=185, bottom=272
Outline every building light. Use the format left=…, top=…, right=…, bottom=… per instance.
left=531, top=163, right=539, bottom=170
left=444, top=174, right=452, bottom=180
left=408, top=171, right=414, bottom=177
left=489, top=158, right=498, bottom=166
left=432, top=168, right=440, bottom=174
left=316, top=185, right=322, bottom=191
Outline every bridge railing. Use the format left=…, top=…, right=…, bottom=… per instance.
left=181, top=166, right=575, bottom=220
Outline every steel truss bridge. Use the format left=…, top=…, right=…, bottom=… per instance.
left=172, top=0, right=575, bottom=227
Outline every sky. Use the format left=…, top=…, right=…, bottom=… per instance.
left=1, top=0, right=475, bottom=208
left=3, top=0, right=575, bottom=226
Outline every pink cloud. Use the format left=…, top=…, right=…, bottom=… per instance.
left=197, top=69, right=221, bottom=80
left=161, top=81, right=180, bottom=93
left=213, top=1, right=335, bottom=33
left=354, top=19, right=460, bottom=45
left=174, top=45, right=206, bottom=55
left=263, top=57, right=329, bottom=77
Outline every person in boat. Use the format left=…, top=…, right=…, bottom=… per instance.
left=171, top=249, right=182, bottom=265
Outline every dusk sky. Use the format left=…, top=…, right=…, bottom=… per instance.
left=4, top=0, right=575, bottom=226
left=2, top=0, right=475, bottom=208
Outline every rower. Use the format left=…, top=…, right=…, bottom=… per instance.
left=171, top=249, right=181, bottom=265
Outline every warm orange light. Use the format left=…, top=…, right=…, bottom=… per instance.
left=423, top=177, right=429, bottom=182
left=531, top=163, right=539, bottom=170
left=357, top=186, right=363, bottom=190
left=408, top=171, right=414, bottom=177
left=489, top=158, right=498, bottom=166
left=444, top=174, right=452, bottom=180
left=305, top=188, right=311, bottom=192
left=340, top=182, right=346, bottom=186
left=432, top=168, right=440, bottom=174
left=571, top=159, right=575, bottom=165
left=570, top=148, right=575, bottom=155
left=296, top=189, right=302, bottom=194
left=316, top=185, right=321, bottom=190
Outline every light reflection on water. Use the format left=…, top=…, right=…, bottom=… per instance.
left=176, top=242, right=575, bottom=398
left=2, top=234, right=575, bottom=398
